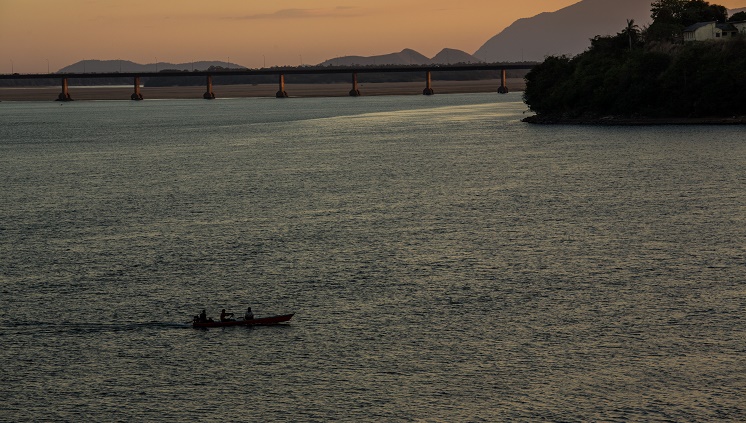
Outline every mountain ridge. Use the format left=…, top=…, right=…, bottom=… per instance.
left=53, top=3, right=746, bottom=73
left=474, top=0, right=653, bottom=62
left=56, top=50, right=483, bottom=73
left=57, top=60, right=242, bottom=73
left=475, top=1, right=746, bottom=62
left=317, top=48, right=482, bottom=66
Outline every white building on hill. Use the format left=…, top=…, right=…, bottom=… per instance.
left=683, top=21, right=746, bottom=41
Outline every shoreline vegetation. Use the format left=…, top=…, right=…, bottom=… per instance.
left=522, top=114, right=746, bottom=125
left=522, top=0, right=746, bottom=125
left=0, top=79, right=524, bottom=101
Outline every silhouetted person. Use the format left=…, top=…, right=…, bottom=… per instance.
left=199, top=309, right=207, bottom=323
left=220, top=309, right=235, bottom=322
left=244, top=307, right=254, bottom=321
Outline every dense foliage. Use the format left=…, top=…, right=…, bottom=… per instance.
left=647, top=0, right=728, bottom=41
left=730, top=11, right=746, bottom=21
left=524, top=1, right=746, bottom=118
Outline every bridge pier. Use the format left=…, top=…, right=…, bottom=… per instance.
left=56, top=78, right=73, bottom=101
left=423, top=71, right=434, bottom=95
left=131, top=76, right=143, bottom=100
left=497, top=69, right=509, bottom=94
left=349, top=73, right=361, bottom=97
left=204, top=75, right=216, bottom=99
left=276, top=74, right=288, bottom=98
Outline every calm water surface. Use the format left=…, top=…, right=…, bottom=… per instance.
left=1, top=94, right=745, bottom=422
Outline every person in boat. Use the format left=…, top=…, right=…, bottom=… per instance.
left=244, top=307, right=254, bottom=321
left=220, top=309, right=235, bottom=322
left=199, top=309, right=207, bottom=323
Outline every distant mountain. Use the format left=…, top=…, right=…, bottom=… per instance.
left=431, top=48, right=483, bottom=64
left=57, top=60, right=243, bottom=73
left=730, top=7, right=746, bottom=16
left=319, top=49, right=431, bottom=66
left=317, top=48, right=481, bottom=66
left=474, top=0, right=652, bottom=62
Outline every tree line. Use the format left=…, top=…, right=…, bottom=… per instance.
left=523, top=0, right=746, bottom=119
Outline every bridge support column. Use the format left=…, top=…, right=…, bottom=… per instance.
left=423, top=71, right=434, bottom=95
left=498, top=69, right=509, bottom=94
left=131, top=76, right=143, bottom=100
left=56, top=78, right=73, bottom=101
left=349, top=72, right=361, bottom=97
left=276, top=74, right=288, bottom=98
left=204, top=75, right=216, bottom=99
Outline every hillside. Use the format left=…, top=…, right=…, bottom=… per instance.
left=431, top=48, right=483, bottom=64
left=57, top=60, right=243, bottom=73
left=522, top=28, right=746, bottom=121
left=317, top=48, right=480, bottom=66
left=475, top=0, right=652, bottom=62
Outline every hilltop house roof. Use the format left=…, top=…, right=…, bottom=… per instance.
left=684, top=21, right=715, bottom=32
left=683, top=21, right=739, bottom=32
left=716, top=23, right=738, bottom=31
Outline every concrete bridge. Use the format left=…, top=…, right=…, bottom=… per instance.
left=0, top=64, right=535, bottom=101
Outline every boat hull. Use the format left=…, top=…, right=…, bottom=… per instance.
left=192, top=313, right=294, bottom=328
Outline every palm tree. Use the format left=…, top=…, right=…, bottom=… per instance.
left=623, top=19, right=640, bottom=51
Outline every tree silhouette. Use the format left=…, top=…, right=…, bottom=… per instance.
left=648, top=0, right=729, bottom=41
left=622, top=19, right=641, bottom=50
left=729, top=11, right=746, bottom=22
left=523, top=5, right=746, bottom=120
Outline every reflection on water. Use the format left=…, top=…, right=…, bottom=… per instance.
left=1, top=94, right=744, bottom=421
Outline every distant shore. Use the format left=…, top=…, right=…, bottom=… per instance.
left=522, top=114, right=746, bottom=126
left=0, top=79, right=525, bottom=101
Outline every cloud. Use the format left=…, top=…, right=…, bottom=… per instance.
left=232, top=7, right=363, bottom=20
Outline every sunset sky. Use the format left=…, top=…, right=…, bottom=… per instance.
left=2, top=0, right=745, bottom=73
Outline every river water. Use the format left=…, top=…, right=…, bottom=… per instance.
left=1, top=94, right=744, bottom=422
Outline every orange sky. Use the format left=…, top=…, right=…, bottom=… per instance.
left=1, top=0, right=745, bottom=73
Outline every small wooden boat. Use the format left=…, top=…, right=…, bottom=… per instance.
left=192, top=313, right=294, bottom=328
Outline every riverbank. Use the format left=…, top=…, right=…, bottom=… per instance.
left=522, top=114, right=746, bottom=125
left=0, top=79, right=524, bottom=101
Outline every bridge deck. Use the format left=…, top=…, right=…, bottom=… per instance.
left=0, top=64, right=535, bottom=80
